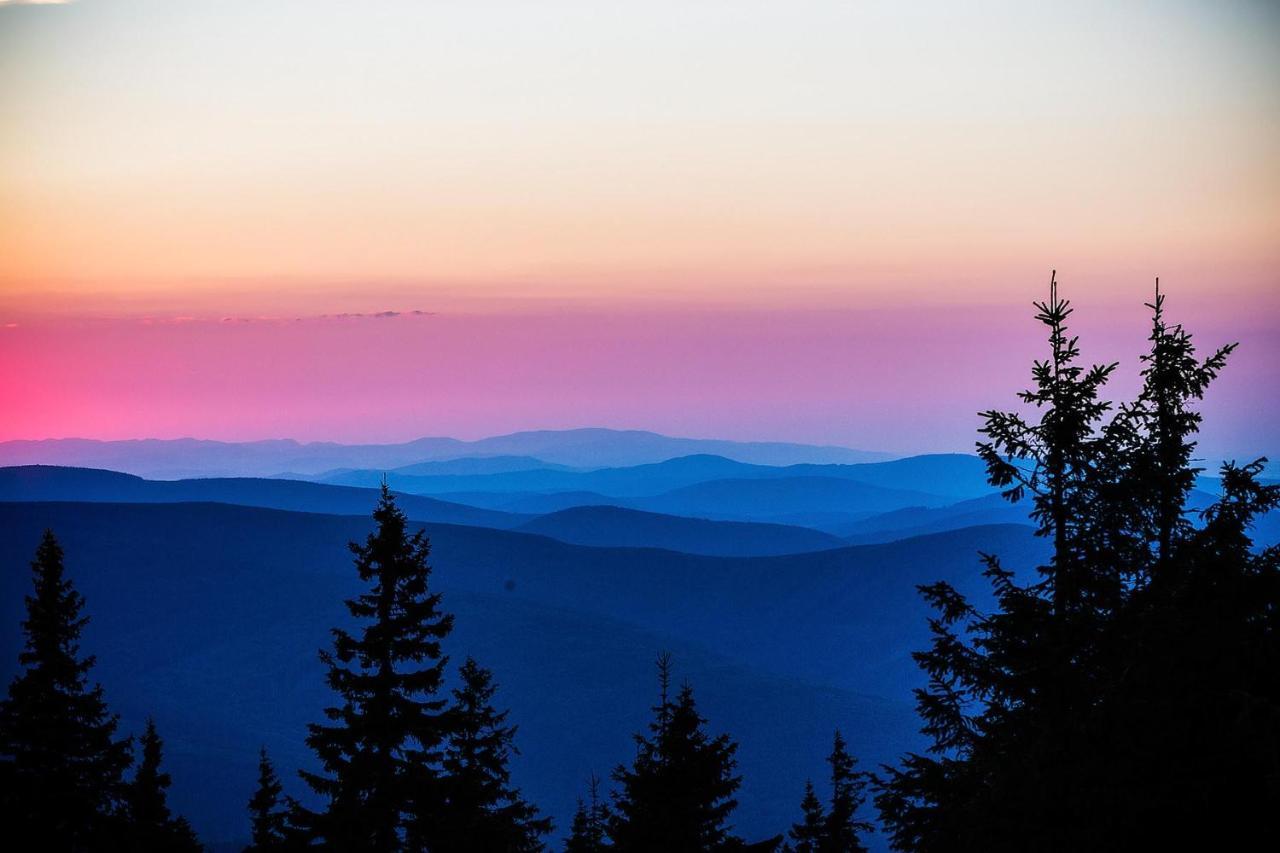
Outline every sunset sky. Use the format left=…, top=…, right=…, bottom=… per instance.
left=1, top=0, right=1277, bottom=457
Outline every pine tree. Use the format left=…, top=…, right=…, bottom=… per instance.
left=564, top=774, right=609, bottom=853
left=821, top=732, right=870, bottom=853
left=297, top=484, right=455, bottom=850
left=874, top=280, right=1280, bottom=850
left=0, top=530, right=133, bottom=849
left=246, top=746, right=289, bottom=852
left=785, top=781, right=825, bottom=853
left=976, top=271, right=1120, bottom=615
left=609, top=655, right=742, bottom=852
left=1127, top=280, right=1234, bottom=567
left=432, top=657, right=550, bottom=851
left=125, top=717, right=202, bottom=851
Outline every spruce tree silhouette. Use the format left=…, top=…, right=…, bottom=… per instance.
left=785, top=732, right=870, bottom=853
left=125, top=717, right=202, bottom=851
left=564, top=774, right=609, bottom=853
left=821, top=732, right=871, bottom=852
left=609, top=654, right=743, bottom=852
left=785, top=782, right=825, bottom=853
left=246, top=746, right=290, bottom=852
left=297, top=483, right=455, bottom=850
left=0, top=530, right=133, bottom=849
left=430, top=656, right=550, bottom=851
left=874, top=279, right=1280, bottom=851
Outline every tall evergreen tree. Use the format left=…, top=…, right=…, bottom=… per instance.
left=297, top=484, right=455, bottom=850
left=246, top=746, right=289, bottom=852
left=609, top=655, right=742, bottom=852
left=431, top=657, right=550, bottom=851
left=0, top=530, right=133, bottom=849
left=821, top=732, right=870, bottom=853
left=125, top=717, right=202, bottom=851
left=787, top=732, right=871, bottom=853
left=1124, top=280, right=1234, bottom=568
left=875, top=280, right=1280, bottom=850
left=565, top=774, right=609, bottom=853
left=785, top=781, right=825, bottom=853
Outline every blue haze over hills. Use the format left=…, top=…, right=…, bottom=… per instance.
left=0, top=429, right=891, bottom=479
left=0, top=430, right=1275, bottom=848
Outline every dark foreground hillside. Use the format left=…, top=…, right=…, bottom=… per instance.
left=0, top=500, right=1044, bottom=847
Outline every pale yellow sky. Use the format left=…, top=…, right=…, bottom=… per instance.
left=1, top=0, right=1277, bottom=311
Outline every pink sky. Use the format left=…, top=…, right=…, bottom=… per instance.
left=2, top=285, right=1274, bottom=459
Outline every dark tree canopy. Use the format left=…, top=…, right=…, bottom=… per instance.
left=821, top=732, right=871, bottom=853
left=875, top=279, right=1280, bottom=851
left=0, top=530, right=133, bottom=849
left=564, top=774, right=610, bottom=853
left=246, top=746, right=290, bottom=852
left=432, top=656, right=550, bottom=851
left=298, top=484, right=455, bottom=850
left=786, top=781, right=825, bottom=853
left=125, top=718, right=202, bottom=852
left=609, top=655, right=742, bottom=852
left=786, top=732, right=871, bottom=853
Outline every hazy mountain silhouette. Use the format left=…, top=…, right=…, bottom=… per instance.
left=622, top=476, right=952, bottom=529
left=432, top=477, right=950, bottom=532
left=0, top=466, right=527, bottom=530
left=515, top=505, right=846, bottom=557
left=321, top=452, right=993, bottom=504
left=839, top=486, right=1280, bottom=548
left=320, top=453, right=757, bottom=495
left=0, top=429, right=888, bottom=478
left=0, top=501, right=1040, bottom=847
left=440, top=490, right=623, bottom=514
left=838, top=494, right=1029, bottom=543
left=383, top=454, right=576, bottom=476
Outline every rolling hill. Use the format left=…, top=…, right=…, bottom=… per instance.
left=0, top=428, right=889, bottom=478
left=624, top=476, right=954, bottom=529
left=0, top=500, right=1045, bottom=846
left=321, top=452, right=994, bottom=504
left=0, top=466, right=527, bottom=530
left=515, top=505, right=846, bottom=557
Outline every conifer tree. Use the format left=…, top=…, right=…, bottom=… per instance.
left=246, top=746, right=289, bottom=852
left=609, top=655, right=742, bottom=852
left=822, top=732, right=871, bottom=852
left=0, top=530, right=133, bottom=849
left=297, top=484, right=455, bottom=850
left=125, top=717, right=202, bottom=851
left=875, top=280, right=1280, bottom=850
left=785, top=781, right=825, bottom=853
left=976, top=271, right=1120, bottom=615
left=1126, top=281, right=1234, bottom=567
left=787, top=732, right=870, bottom=853
left=565, top=774, right=609, bottom=853
left=431, top=656, right=550, bottom=851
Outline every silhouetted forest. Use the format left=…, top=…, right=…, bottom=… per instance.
left=1, top=285, right=1276, bottom=850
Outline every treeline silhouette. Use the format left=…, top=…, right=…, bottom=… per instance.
left=1, top=283, right=1276, bottom=851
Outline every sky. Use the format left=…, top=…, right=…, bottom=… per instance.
left=1, top=0, right=1277, bottom=457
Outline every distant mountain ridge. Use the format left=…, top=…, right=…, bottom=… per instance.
left=323, top=452, right=991, bottom=502
left=0, top=466, right=855, bottom=558
left=515, top=505, right=846, bottom=557
left=0, top=429, right=891, bottom=478
left=0, top=466, right=528, bottom=530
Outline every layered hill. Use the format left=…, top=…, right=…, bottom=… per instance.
left=515, top=505, right=846, bottom=557
left=323, top=452, right=992, bottom=502
left=0, top=500, right=1045, bottom=846
left=0, top=428, right=888, bottom=478
left=0, top=465, right=526, bottom=530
